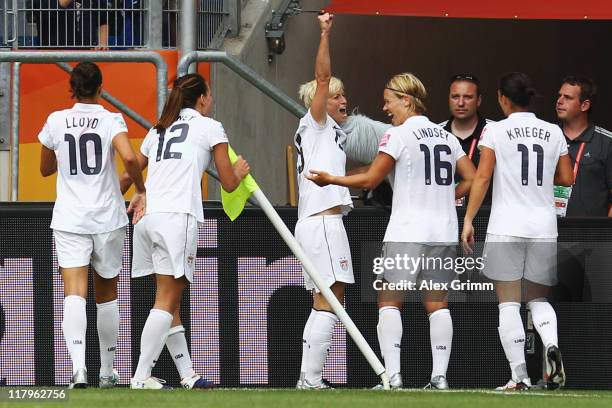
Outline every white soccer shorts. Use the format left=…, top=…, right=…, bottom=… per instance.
left=482, top=233, right=558, bottom=286
left=132, top=212, right=198, bottom=283
left=295, top=214, right=354, bottom=292
left=53, top=227, right=126, bottom=279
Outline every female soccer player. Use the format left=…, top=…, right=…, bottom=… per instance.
left=308, top=72, right=475, bottom=390
left=461, top=72, right=573, bottom=390
left=123, top=73, right=249, bottom=389
left=294, top=13, right=354, bottom=389
left=38, top=62, right=146, bottom=389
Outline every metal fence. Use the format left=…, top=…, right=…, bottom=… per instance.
left=0, top=0, right=236, bottom=49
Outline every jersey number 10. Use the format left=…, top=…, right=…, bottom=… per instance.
left=64, top=133, right=102, bottom=175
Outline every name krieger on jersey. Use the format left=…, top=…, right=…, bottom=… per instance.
left=506, top=127, right=551, bottom=142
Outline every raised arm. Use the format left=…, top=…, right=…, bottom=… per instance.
left=310, top=13, right=334, bottom=125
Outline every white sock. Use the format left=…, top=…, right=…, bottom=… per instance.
left=429, top=308, right=452, bottom=379
left=377, top=306, right=402, bottom=378
left=166, top=325, right=196, bottom=380
left=63, top=295, right=87, bottom=374
left=304, top=310, right=338, bottom=385
left=134, top=309, right=173, bottom=381
left=96, top=299, right=119, bottom=377
left=527, top=298, right=558, bottom=348
left=300, top=309, right=317, bottom=378
left=498, top=302, right=528, bottom=382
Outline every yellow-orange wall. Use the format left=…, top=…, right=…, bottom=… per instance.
left=18, top=50, right=210, bottom=200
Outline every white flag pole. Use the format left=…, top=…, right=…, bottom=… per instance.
left=251, top=188, right=389, bottom=389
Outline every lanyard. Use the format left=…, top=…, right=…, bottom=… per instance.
left=467, top=137, right=478, bottom=160
left=572, top=142, right=587, bottom=183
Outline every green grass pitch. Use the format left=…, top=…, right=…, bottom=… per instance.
left=2, top=388, right=612, bottom=408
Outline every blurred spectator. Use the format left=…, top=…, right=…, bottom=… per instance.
left=107, top=0, right=143, bottom=47
left=440, top=74, right=493, bottom=207
left=32, top=0, right=109, bottom=48
left=556, top=76, right=612, bottom=217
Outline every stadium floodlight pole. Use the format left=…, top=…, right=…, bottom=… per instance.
left=251, top=188, right=390, bottom=389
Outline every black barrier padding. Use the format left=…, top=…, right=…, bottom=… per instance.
left=267, top=285, right=311, bottom=387
left=1, top=204, right=612, bottom=389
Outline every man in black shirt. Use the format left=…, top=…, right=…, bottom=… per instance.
left=440, top=74, right=493, bottom=206
left=33, top=0, right=108, bottom=48
left=556, top=76, right=612, bottom=217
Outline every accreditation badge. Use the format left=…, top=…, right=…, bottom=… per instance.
left=554, top=185, right=572, bottom=217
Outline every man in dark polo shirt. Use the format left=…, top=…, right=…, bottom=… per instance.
left=440, top=74, right=493, bottom=206
left=556, top=76, right=612, bottom=217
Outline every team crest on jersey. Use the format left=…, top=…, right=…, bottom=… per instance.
left=379, top=133, right=391, bottom=147
left=187, top=255, right=195, bottom=265
left=339, top=257, right=349, bottom=271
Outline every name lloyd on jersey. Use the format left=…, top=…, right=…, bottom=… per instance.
left=65, top=117, right=99, bottom=129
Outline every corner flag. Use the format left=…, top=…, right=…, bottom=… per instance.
left=221, top=145, right=260, bottom=221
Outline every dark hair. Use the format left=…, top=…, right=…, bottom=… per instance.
left=70, top=62, right=102, bottom=100
left=498, top=72, right=536, bottom=108
left=450, top=73, right=480, bottom=96
left=155, top=74, right=208, bottom=131
left=561, top=75, right=597, bottom=113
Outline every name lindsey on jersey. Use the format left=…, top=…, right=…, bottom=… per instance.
left=413, top=127, right=449, bottom=141
left=65, top=117, right=99, bottom=129
left=506, top=127, right=551, bottom=142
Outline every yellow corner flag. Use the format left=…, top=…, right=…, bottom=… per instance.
left=221, top=145, right=260, bottom=221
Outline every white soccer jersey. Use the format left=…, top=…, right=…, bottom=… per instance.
left=38, top=103, right=129, bottom=234
left=140, top=108, right=228, bottom=223
left=478, top=112, right=568, bottom=238
left=295, top=110, right=353, bottom=219
left=379, top=115, right=465, bottom=243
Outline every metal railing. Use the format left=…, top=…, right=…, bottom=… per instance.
left=0, top=1, right=239, bottom=49
left=2, top=51, right=168, bottom=201
left=178, top=50, right=306, bottom=118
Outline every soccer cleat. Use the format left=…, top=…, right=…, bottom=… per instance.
left=68, top=368, right=88, bottom=389
left=424, top=375, right=449, bottom=390
left=180, top=374, right=215, bottom=389
left=99, top=369, right=119, bottom=389
left=372, top=373, right=403, bottom=390
left=495, top=378, right=532, bottom=391
left=130, top=377, right=171, bottom=390
left=296, top=372, right=306, bottom=389
left=297, top=378, right=333, bottom=390
left=545, top=345, right=566, bottom=389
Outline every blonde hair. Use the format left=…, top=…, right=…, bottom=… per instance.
left=298, top=77, right=344, bottom=108
left=386, top=72, right=427, bottom=114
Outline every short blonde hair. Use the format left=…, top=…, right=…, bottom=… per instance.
left=298, top=77, right=344, bottom=109
left=386, top=72, right=427, bottom=114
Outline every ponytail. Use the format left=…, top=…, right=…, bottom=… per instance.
left=154, top=74, right=209, bottom=131
left=155, top=86, right=185, bottom=131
